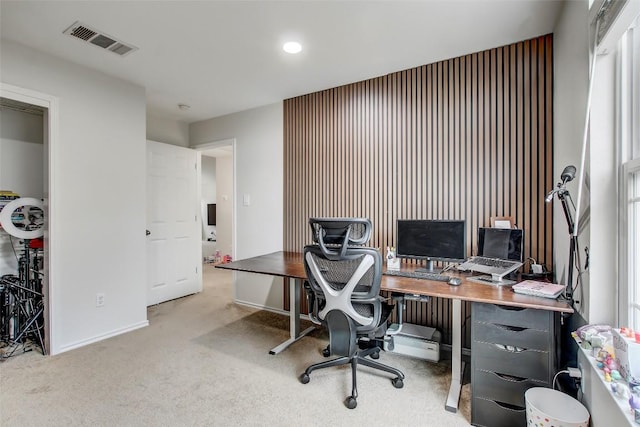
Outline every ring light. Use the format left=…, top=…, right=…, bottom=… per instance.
left=0, top=197, right=44, bottom=239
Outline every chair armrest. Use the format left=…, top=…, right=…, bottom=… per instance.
left=385, top=293, right=408, bottom=335
left=303, top=280, right=322, bottom=325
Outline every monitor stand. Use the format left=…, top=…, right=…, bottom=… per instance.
left=466, top=275, right=516, bottom=286
left=416, top=260, right=442, bottom=274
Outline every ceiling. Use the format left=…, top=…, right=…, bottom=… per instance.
left=0, top=1, right=565, bottom=124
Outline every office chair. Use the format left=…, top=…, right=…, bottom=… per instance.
left=299, top=218, right=404, bottom=409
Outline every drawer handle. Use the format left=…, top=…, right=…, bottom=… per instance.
left=494, top=372, right=526, bottom=382
left=493, top=324, right=527, bottom=332
left=493, top=343, right=526, bottom=353
left=494, top=401, right=525, bottom=412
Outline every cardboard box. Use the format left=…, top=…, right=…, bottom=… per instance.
left=612, top=328, right=640, bottom=381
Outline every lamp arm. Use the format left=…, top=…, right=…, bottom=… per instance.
left=557, top=190, right=576, bottom=236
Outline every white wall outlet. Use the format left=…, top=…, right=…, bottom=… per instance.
left=243, top=194, right=251, bottom=206
left=96, top=293, right=105, bottom=307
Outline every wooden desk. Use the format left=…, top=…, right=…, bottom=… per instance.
left=216, top=251, right=573, bottom=413
left=216, top=252, right=311, bottom=355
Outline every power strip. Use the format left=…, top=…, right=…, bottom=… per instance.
left=568, top=367, right=582, bottom=378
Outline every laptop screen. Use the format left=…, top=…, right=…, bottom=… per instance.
left=477, top=228, right=523, bottom=261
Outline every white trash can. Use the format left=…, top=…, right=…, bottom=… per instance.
left=525, top=387, right=590, bottom=427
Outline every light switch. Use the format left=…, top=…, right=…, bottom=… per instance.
left=243, top=194, right=251, bottom=206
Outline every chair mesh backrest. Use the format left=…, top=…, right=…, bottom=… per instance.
left=306, top=251, right=376, bottom=293
left=304, top=218, right=382, bottom=327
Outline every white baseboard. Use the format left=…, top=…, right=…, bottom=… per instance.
left=234, top=299, right=289, bottom=316
left=234, top=300, right=313, bottom=322
left=55, top=320, right=149, bottom=355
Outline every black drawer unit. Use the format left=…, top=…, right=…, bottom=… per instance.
left=471, top=303, right=560, bottom=427
left=472, top=369, right=547, bottom=407
left=472, top=396, right=526, bottom=426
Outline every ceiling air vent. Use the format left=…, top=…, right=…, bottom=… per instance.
left=63, top=21, right=138, bottom=57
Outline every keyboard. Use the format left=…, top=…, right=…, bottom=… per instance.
left=457, top=256, right=522, bottom=278
left=384, top=269, right=451, bottom=282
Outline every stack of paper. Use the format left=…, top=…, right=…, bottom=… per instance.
left=512, top=280, right=565, bottom=299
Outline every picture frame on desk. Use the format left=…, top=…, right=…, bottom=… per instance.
left=491, top=216, right=515, bottom=229
left=387, top=258, right=400, bottom=270
left=386, top=246, right=400, bottom=270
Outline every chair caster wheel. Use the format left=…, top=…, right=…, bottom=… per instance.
left=345, top=396, right=357, bottom=409
left=300, top=373, right=310, bottom=384
left=392, top=377, right=404, bottom=388
left=370, top=351, right=380, bottom=359
left=322, top=346, right=330, bottom=357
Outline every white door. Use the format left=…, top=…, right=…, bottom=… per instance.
left=146, top=140, right=202, bottom=305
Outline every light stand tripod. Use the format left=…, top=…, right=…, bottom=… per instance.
left=0, top=238, right=46, bottom=357
left=557, top=188, right=578, bottom=304
left=0, top=197, right=46, bottom=357
left=546, top=165, right=581, bottom=306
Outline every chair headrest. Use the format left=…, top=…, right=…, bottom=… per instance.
left=308, top=218, right=372, bottom=259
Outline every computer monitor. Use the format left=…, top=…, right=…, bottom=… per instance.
left=396, top=219, right=466, bottom=273
left=477, top=227, right=523, bottom=261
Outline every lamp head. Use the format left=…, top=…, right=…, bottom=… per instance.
left=545, top=191, right=555, bottom=203
left=561, top=165, right=576, bottom=185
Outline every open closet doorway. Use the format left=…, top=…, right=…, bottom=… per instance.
left=194, top=139, right=235, bottom=266
left=0, top=83, right=58, bottom=356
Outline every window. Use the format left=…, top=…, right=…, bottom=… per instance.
left=619, top=16, right=640, bottom=330
left=625, top=160, right=640, bottom=329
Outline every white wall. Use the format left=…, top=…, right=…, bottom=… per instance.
left=0, top=138, right=44, bottom=199
left=215, top=155, right=233, bottom=258
left=554, top=1, right=592, bottom=318
left=0, top=107, right=43, bottom=143
left=146, top=114, right=189, bottom=147
left=190, top=103, right=284, bottom=311
left=555, top=0, right=620, bottom=326
left=1, top=40, right=148, bottom=354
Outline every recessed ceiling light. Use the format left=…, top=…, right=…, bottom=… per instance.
left=283, top=41, right=302, bottom=54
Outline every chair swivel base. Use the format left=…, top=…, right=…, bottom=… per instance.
left=299, top=346, right=404, bottom=409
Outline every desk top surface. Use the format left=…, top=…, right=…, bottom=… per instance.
left=217, top=251, right=573, bottom=314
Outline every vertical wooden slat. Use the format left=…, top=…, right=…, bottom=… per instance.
left=283, top=35, right=554, bottom=347
left=546, top=36, right=554, bottom=269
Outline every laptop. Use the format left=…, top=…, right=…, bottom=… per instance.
left=458, top=228, right=523, bottom=284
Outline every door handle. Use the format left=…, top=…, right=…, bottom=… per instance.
left=146, top=229, right=151, bottom=236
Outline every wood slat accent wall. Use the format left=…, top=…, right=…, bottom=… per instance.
left=283, top=35, right=554, bottom=348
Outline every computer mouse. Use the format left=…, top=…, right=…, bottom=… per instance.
left=448, top=277, right=462, bottom=286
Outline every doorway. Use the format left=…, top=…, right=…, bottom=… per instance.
left=0, top=83, right=58, bottom=355
left=194, top=139, right=235, bottom=266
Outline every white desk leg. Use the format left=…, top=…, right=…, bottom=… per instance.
left=269, top=277, right=315, bottom=354
left=445, top=298, right=465, bottom=413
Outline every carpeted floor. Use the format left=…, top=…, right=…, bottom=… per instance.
left=0, top=264, right=471, bottom=426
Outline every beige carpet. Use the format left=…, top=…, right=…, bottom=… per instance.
left=1, top=264, right=471, bottom=426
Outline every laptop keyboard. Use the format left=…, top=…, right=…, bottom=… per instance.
left=468, top=257, right=518, bottom=269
